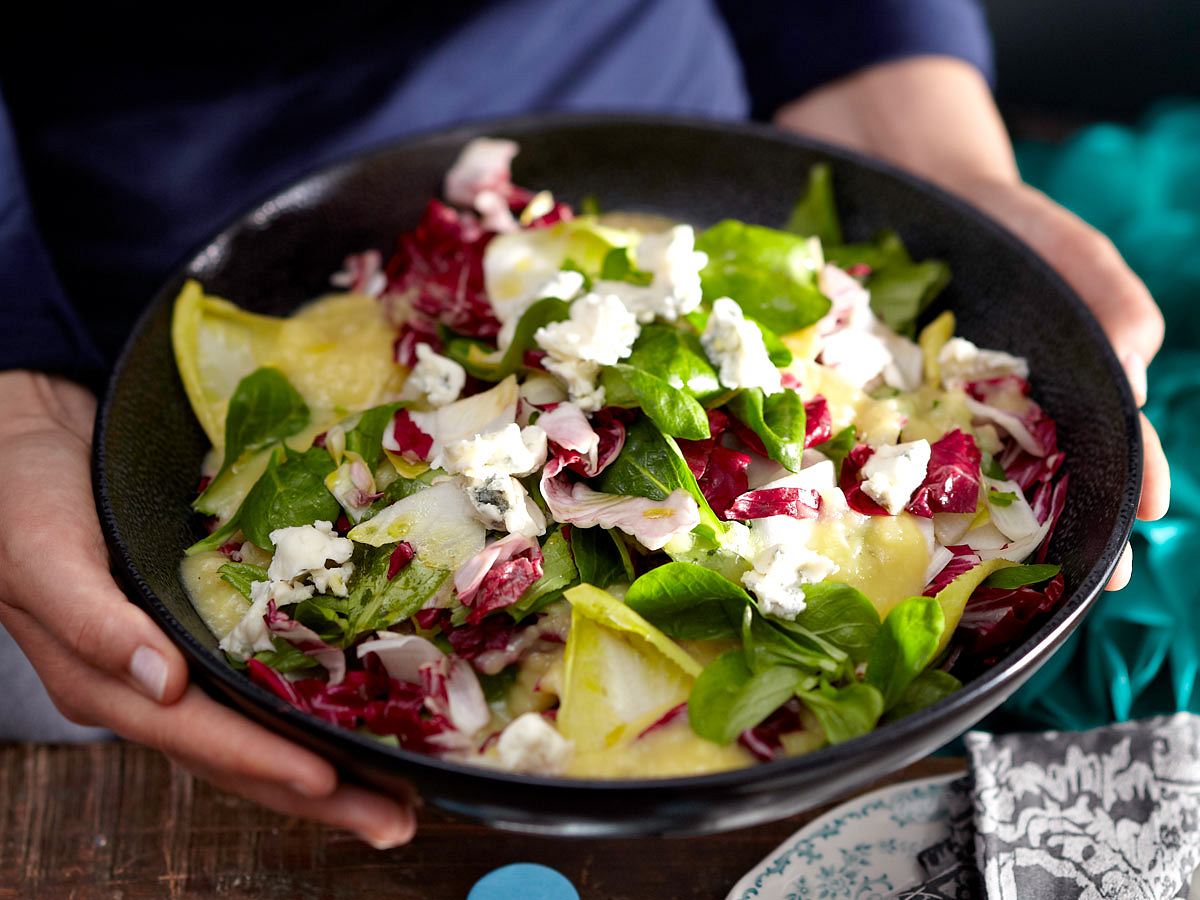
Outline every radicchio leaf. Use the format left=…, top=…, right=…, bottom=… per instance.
left=384, top=199, right=500, bottom=339
left=803, top=396, right=832, bottom=448
left=264, top=601, right=346, bottom=684
left=384, top=408, right=434, bottom=462
left=965, top=376, right=1057, bottom=458
left=839, top=444, right=889, bottom=517
left=723, top=487, right=821, bottom=522
left=454, top=534, right=545, bottom=623
left=393, top=319, right=442, bottom=368
left=957, top=572, right=1065, bottom=660
left=906, top=429, right=982, bottom=518
left=737, top=698, right=808, bottom=762
left=923, top=545, right=981, bottom=596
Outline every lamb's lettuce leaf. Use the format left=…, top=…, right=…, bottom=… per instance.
left=785, top=163, right=842, bottom=246
left=696, top=220, right=831, bottom=334
left=727, top=388, right=807, bottom=471
left=687, top=650, right=806, bottom=745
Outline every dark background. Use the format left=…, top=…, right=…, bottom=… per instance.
left=985, top=0, right=1199, bottom=127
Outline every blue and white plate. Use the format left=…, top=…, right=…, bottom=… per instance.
left=727, top=773, right=961, bottom=900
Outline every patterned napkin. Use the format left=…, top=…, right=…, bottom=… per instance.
left=896, top=714, right=1200, bottom=899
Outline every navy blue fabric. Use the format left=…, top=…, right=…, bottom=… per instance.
left=0, top=0, right=993, bottom=381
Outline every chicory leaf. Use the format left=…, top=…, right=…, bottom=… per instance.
left=727, top=388, right=807, bottom=472
left=785, top=163, right=843, bottom=246
left=696, top=220, right=831, bottom=334
left=688, top=650, right=806, bottom=745
left=797, top=681, right=884, bottom=744
left=625, top=560, right=749, bottom=640
left=866, top=596, right=945, bottom=710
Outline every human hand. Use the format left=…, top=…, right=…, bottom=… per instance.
left=0, top=371, right=416, bottom=848
left=774, top=57, right=1170, bottom=589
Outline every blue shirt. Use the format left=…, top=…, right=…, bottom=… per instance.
left=0, top=0, right=992, bottom=381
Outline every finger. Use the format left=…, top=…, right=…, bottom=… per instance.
left=0, top=445, right=189, bottom=704
left=179, top=761, right=416, bottom=849
left=1138, top=413, right=1171, bottom=521
left=0, top=606, right=338, bottom=799
left=1105, top=542, right=1133, bottom=592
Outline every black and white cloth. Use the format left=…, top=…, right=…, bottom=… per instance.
left=897, top=714, right=1200, bottom=899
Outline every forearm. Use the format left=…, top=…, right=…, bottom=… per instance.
left=774, top=56, right=1018, bottom=192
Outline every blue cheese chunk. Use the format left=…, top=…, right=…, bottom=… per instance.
left=700, top=297, right=782, bottom=395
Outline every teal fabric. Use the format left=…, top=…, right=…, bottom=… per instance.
left=996, top=101, right=1200, bottom=731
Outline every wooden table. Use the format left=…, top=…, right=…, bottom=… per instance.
left=0, top=743, right=963, bottom=899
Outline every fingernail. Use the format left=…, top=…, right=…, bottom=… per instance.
left=129, top=646, right=168, bottom=701
left=290, top=780, right=321, bottom=799
left=355, top=829, right=406, bottom=851
left=1122, top=352, right=1147, bottom=407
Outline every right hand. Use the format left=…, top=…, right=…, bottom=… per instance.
left=0, top=370, right=417, bottom=849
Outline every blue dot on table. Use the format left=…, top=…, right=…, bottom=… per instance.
left=468, top=863, right=579, bottom=900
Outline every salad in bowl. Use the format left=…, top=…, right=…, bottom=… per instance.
left=174, top=138, right=1068, bottom=780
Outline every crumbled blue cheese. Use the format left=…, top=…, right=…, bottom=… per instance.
left=535, top=293, right=640, bottom=410
left=496, top=711, right=573, bottom=774
left=465, top=472, right=547, bottom=538
left=433, top=423, right=548, bottom=480
left=495, top=269, right=586, bottom=349
left=403, top=344, right=466, bottom=408
left=219, top=521, right=355, bottom=658
left=741, top=545, right=839, bottom=620
left=700, top=297, right=782, bottom=395
left=594, top=224, right=707, bottom=323
left=937, top=337, right=1029, bottom=388
left=859, top=439, right=931, bottom=514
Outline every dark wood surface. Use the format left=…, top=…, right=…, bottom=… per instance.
left=0, top=743, right=963, bottom=899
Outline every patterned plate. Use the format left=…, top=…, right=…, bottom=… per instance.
left=727, top=774, right=962, bottom=900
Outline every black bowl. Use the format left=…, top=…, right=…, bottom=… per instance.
left=94, top=114, right=1139, bottom=836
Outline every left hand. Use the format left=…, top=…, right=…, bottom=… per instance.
left=775, top=56, right=1169, bottom=590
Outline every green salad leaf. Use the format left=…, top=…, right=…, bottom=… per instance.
left=787, top=581, right=880, bottom=663
left=688, top=650, right=807, bottom=745
left=866, top=596, right=946, bottom=710
left=826, top=230, right=949, bottom=337
left=343, top=542, right=449, bottom=641
left=727, top=388, right=807, bottom=472
left=344, top=402, right=403, bottom=469
left=507, top=529, right=578, bottom=619
left=797, top=681, right=884, bottom=744
left=696, top=220, right=831, bottom=334
left=813, top=425, right=856, bottom=479
left=217, top=562, right=268, bottom=600
left=445, top=297, right=570, bottom=381
left=253, top=637, right=321, bottom=674
left=625, top=560, right=748, bottom=640
left=785, top=163, right=843, bottom=246
left=600, top=246, right=652, bottom=285
left=596, top=417, right=723, bottom=543
left=625, top=325, right=724, bottom=401
left=239, top=447, right=341, bottom=551
left=196, top=367, right=310, bottom=510
left=884, top=669, right=962, bottom=722
left=742, top=605, right=844, bottom=678
left=570, top=527, right=629, bottom=591
left=600, top=364, right=710, bottom=440
left=981, top=563, right=1061, bottom=590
